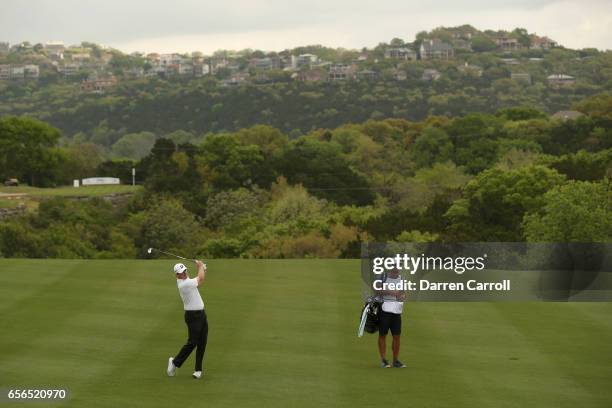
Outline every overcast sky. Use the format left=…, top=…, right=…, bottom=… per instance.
left=1, top=0, right=611, bottom=53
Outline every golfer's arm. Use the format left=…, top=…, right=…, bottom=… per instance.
left=196, top=264, right=206, bottom=286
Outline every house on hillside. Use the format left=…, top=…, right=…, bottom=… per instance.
left=451, top=39, right=472, bottom=51
left=452, top=30, right=473, bottom=40
left=250, top=57, right=282, bottom=71
left=159, top=53, right=184, bottom=67
left=547, top=74, right=575, bottom=88
left=178, top=63, right=195, bottom=76
left=23, top=65, right=39, bottom=79
left=356, top=69, right=378, bottom=81
left=550, top=111, right=584, bottom=122
left=209, top=57, right=229, bottom=74
left=495, top=37, right=522, bottom=51
left=0, top=65, right=9, bottom=80
left=388, top=68, right=408, bottom=81
left=221, top=72, right=249, bottom=86
left=420, top=39, right=454, bottom=60
left=551, top=110, right=584, bottom=121
left=500, top=58, right=520, bottom=65
left=329, top=64, right=357, bottom=81
left=296, top=69, right=327, bottom=83
left=421, top=68, right=441, bottom=81
left=511, top=72, right=531, bottom=84
left=530, top=36, right=557, bottom=50
left=0, top=64, right=39, bottom=80
left=193, top=63, right=210, bottom=77
left=392, top=68, right=407, bottom=81
left=80, top=74, right=117, bottom=93
left=125, top=67, right=145, bottom=78
left=57, top=63, right=80, bottom=76
left=385, top=48, right=417, bottom=61
left=71, top=52, right=91, bottom=63
left=457, top=62, right=482, bottom=77
left=44, top=41, right=65, bottom=58
left=292, top=54, right=319, bottom=69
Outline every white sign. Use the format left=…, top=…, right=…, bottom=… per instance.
left=73, top=179, right=79, bottom=188
left=81, top=177, right=120, bottom=186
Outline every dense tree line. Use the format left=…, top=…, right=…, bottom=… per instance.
left=0, top=93, right=611, bottom=258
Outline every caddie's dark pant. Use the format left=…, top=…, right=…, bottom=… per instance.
left=173, top=309, right=208, bottom=371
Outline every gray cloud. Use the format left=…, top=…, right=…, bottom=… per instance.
left=0, top=0, right=610, bottom=51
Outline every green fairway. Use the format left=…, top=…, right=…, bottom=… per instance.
left=0, top=259, right=611, bottom=408
left=0, top=199, right=20, bottom=209
left=0, top=185, right=141, bottom=197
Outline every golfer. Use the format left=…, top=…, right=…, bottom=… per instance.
left=377, top=269, right=406, bottom=368
left=166, top=260, right=208, bottom=379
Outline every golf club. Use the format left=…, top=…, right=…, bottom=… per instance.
left=147, top=247, right=197, bottom=262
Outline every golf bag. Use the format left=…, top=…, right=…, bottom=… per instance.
left=357, top=297, right=382, bottom=337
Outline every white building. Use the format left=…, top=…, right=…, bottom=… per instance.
left=0, top=64, right=40, bottom=80
left=292, top=54, right=319, bottom=69
left=193, top=63, right=210, bottom=77
left=385, top=48, right=417, bottom=61
left=58, top=63, right=80, bottom=76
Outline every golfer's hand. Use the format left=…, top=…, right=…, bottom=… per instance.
left=195, top=260, right=205, bottom=269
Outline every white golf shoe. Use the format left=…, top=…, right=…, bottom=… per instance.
left=167, top=357, right=177, bottom=377
left=192, top=371, right=202, bottom=379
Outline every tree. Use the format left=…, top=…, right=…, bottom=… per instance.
left=471, top=35, right=497, bottom=52
left=497, top=107, right=547, bottom=121
left=573, top=93, right=612, bottom=122
left=204, top=187, right=269, bottom=229
left=389, top=38, right=405, bottom=47
left=393, top=162, right=471, bottom=211
left=445, top=165, right=566, bottom=240
left=267, top=177, right=328, bottom=224
left=523, top=180, right=611, bottom=242
left=549, top=149, right=612, bottom=181
left=455, top=138, right=500, bottom=174
left=199, top=134, right=273, bottom=190
left=279, top=138, right=376, bottom=205
left=0, top=221, right=41, bottom=257
left=96, top=160, right=136, bottom=183
left=0, top=116, right=64, bottom=186
left=411, top=126, right=453, bottom=168
left=111, top=132, right=157, bottom=159
left=511, top=28, right=531, bottom=47
left=396, top=230, right=439, bottom=243
left=234, top=125, right=288, bottom=157
left=128, top=197, right=200, bottom=256
left=165, top=130, right=194, bottom=145
left=62, top=142, right=106, bottom=180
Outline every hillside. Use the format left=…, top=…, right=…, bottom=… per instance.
left=1, top=25, right=611, bottom=146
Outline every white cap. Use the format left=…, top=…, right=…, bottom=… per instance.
left=174, top=263, right=187, bottom=274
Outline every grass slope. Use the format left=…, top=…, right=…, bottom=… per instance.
left=0, top=259, right=611, bottom=408
left=0, top=185, right=141, bottom=197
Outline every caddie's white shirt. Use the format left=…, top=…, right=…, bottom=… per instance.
left=381, top=274, right=404, bottom=314
left=177, top=278, right=204, bottom=311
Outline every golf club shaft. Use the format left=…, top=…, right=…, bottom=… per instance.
left=154, top=248, right=196, bottom=262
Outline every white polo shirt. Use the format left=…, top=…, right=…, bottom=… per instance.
left=177, top=278, right=204, bottom=311
left=381, top=274, right=404, bottom=314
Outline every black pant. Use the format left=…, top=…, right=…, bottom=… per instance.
left=173, top=309, right=208, bottom=371
left=378, top=310, right=402, bottom=336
